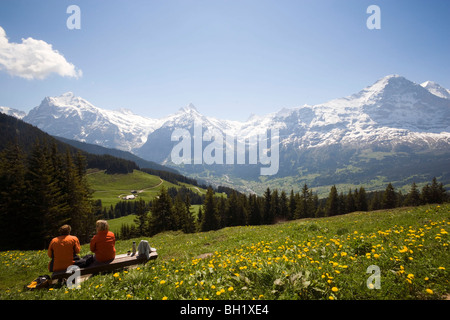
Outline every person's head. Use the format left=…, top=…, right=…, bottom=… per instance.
left=59, top=225, right=71, bottom=236
left=96, top=220, right=109, bottom=232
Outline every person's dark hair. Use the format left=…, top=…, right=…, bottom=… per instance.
left=59, top=225, right=71, bottom=236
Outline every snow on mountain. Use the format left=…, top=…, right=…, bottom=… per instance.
left=23, top=92, right=162, bottom=152
left=209, top=75, right=450, bottom=151
left=0, top=106, right=26, bottom=119
left=9, top=75, right=450, bottom=164
left=421, top=81, right=450, bottom=100
left=289, top=75, right=450, bottom=149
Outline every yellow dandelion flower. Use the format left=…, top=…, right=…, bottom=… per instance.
left=331, top=287, right=339, bottom=292
left=228, top=286, right=234, bottom=292
left=398, top=246, right=408, bottom=253
left=425, top=289, right=433, bottom=294
left=162, top=296, right=168, bottom=300
left=160, top=280, right=166, bottom=285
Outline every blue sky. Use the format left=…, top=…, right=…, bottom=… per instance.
left=0, top=0, right=449, bottom=121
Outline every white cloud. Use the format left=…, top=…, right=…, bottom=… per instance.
left=0, top=26, right=82, bottom=80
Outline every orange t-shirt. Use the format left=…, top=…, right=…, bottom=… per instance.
left=90, top=230, right=116, bottom=262
left=47, top=235, right=81, bottom=272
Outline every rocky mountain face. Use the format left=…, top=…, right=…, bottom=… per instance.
left=4, top=75, right=450, bottom=193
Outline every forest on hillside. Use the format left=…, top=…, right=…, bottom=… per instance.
left=117, top=177, right=448, bottom=240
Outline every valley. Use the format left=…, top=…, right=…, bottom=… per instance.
left=3, top=74, right=448, bottom=197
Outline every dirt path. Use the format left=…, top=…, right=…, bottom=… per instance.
left=137, top=178, right=163, bottom=193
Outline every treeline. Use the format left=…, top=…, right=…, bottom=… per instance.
left=0, top=140, right=101, bottom=250
left=117, top=178, right=447, bottom=240
left=87, top=154, right=139, bottom=174
left=118, top=188, right=196, bottom=239
left=100, top=186, right=205, bottom=220
left=140, top=168, right=199, bottom=186
left=323, top=179, right=447, bottom=217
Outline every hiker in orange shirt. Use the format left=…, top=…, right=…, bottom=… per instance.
left=47, top=225, right=81, bottom=272
left=90, top=220, right=116, bottom=262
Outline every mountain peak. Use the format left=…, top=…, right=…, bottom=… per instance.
left=375, top=74, right=411, bottom=86
left=352, top=74, right=417, bottom=102
left=61, top=91, right=75, bottom=97
left=421, top=81, right=450, bottom=99
left=180, top=103, right=199, bottom=113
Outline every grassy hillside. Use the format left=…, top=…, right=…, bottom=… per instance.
left=0, top=203, right=448, bottom=300
left=87, top=169, right=207, bottom=208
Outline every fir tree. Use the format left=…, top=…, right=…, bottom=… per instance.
left=279, top=191, right=289, bottom=221
left=338, top=192, right=346, bottom=215
left=182, top=194, right=196, bottom=233
left=288, top=190, right=296, bottom=220
left=382, top=183, right=397, bottom=209
left=356, top=187, right=368, bottom=211
left=405, top=182, right=421, bottom=207
left=326, top=185, right=339, bottom=216
left=236, top=193, right=248, bottom=226
left=0, top=143, right=28, bottom=250
left=346, top=189, right=355, bottom=213
left=226, top=191, right=239, bottom=226
left=248, top=194, right=262, bottom=225
left=369, top=191, right=382, bottom=211
left=134, top=198, right=149, bottom=235
left=201, top=187, right=218, bottom=231
left=430, top=177, right=446, bottom=204
left=270, top=189, right=279, bottom=223
left=64, top=150, right=96, bottom=243
left=26, top=141, right=72, bottom=248
left=149, top=186, right=174, bottom=236
left=263, top=188, right=273, bottom=224
left=172, top=194, right=186, bottom=231
left=216, top=195, right=227, bottom=229
left=295, top=184, right=313, bottom=219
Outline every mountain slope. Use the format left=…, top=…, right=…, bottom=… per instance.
left=23, top=92, right=162, bottom=152
left=4, top=75, right=450, bottom=194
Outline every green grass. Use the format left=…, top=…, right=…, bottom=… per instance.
left=107, top=214, right=137, bottom=234
left=87, top=169, right=202, bottom=208
left=1, top=204, right=448, bottom=300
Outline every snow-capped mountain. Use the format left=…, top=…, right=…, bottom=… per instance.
left=269, top=74, right=450, bottom=150
left=3, top=74, right=450, bottom=191
left=0, top=106, right=26, bottom=119
left=23, top=92, right=163, bottom=152
left=421, top=81, right=450, bottom=100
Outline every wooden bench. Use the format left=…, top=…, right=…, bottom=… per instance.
left=51, top=248, right=158, bottom=281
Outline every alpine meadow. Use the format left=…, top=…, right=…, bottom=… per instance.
left=0, top=1, right=449, bottom=311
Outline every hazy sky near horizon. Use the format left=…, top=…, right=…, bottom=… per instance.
left=0, top=0, right=449, bottom=121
